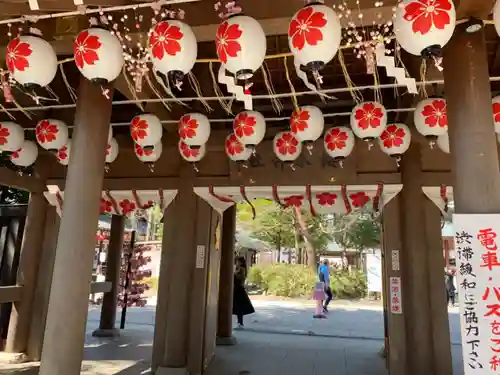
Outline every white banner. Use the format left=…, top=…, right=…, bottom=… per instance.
left=454, top=214, right=500, bottom=374
left=366, top=251, right=382, bottom=293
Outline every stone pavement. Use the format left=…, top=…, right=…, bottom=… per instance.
left=0, top=299, right=465, bottom=375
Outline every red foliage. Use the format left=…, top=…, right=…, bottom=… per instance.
left=118, top=244, right=153, bottom=308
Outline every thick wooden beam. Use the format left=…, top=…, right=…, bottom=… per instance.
left=0, top=167, right=46, bottom=193
left=455, top=0, right=495, bottom=19
left=0, top=285, right=23, bottom=303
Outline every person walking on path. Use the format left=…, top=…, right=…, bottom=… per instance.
left=233, top=256, right=255, bottom=329
left=318, top=259, right=333, bottom=313
left=445, top=268, right=456, bottom=307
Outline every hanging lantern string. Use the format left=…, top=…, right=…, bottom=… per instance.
left=341, top=184, right=352, bottom=214
left=240, top=185, right=256, bottom=220
left=208, top=185, right=235, bottom=203
left=419, top=60, right=429, bottom=99
left=187, top=71, right=213, bottom=113
left=272, top=184, right=286, bottom=209
left=260, top=63, right=283, bottom=114
left=283, top=56, right=299, bottom=111
left=338, top=50, right=363, bottom=104
left=306, top=184, right=316, bottom=217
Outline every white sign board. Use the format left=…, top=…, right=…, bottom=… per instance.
left=454, top=214, right=500, bottom=374
left=196, top=245, right=206, bottom=269
left=391, top=250, right=400, bottom=271
left=366, top=251, right=382, bottom=293
left=389, top=277, right=402, bottom=314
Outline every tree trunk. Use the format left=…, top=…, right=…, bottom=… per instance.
left=276, top=233, right=281, bottom=263
left=292, top=218, right=300, bottom=264
left=293, top=207, right=316, bottom=271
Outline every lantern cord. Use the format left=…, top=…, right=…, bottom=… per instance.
left=372, top=66, right=382, bottom=104
left=0, top=103, right=15, bottom=120
left=59, top=64, right=78, bottom=103
left=240, top=185, right=256, bottom=220
left=208, top=62, right=232, bottom=115
left=419, top=60, right=429, bottom=99
left=45, top=86, right=60, bottom=103
left=122, top=67, right=144, bottom=112
left=338, top=50, right=363, bottom=104
left=283, top=56, right=299, bottom=111
left=12, top=96, right=33, bottom=119
left=208, top=185, right=235, bottom=203
left=260, top=64, right=283, bottom=114
left=187, top=72, right=213, bottom=113
left=152, top=71, right=188, bottom=109
left=145, top=73, right=172, bottom=111
left=341, top=184, right=352, bottom=214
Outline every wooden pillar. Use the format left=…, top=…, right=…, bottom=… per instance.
left=5, top=191, right=47, bottom=353
left=26, top=207, right=60, bottom=361
left=381, top=196, right=407, bottom=375
left=216, top=206, right=237, bottom=346
left=443, top=24, right=500, bottom=213
left=92, top=215, right=125, bottom=337
left=152, top=169, right=197, bottom=374
left=39, top=79, right=113, bottom=375
left=399, top=143, right=433, bottom=375
left=425, top=198, right=453, bottom=375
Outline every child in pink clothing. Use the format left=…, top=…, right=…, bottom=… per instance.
left=313, top=281, right=327, bottom=319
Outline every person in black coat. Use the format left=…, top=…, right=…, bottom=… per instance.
left=233, top=256, right=255, bottom=329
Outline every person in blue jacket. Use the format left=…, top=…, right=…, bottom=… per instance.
left=318, top=259, right=333, bottom=312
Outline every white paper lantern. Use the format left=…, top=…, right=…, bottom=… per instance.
left=178, top=113, right=210, bottom=147
left=179, top=140, right=205, bottom=163
left=323, top=126, right=355, bottom=162
left=106, top=137, right=119, bottom=164
left=130, top=114, right=163, bottom=149
left=135, top=142, right=162, bottom=164
left=233, top=110, right=266, bottom=150
left=437, top=133, right=450, bottom=154
left=414, top=98, right=448, bottom=139
left=6, top=35, right=57, bottom=88
left=494, top=1, right=500, bottom=38
left=10, top=140, right=38, bottom=167
left=56, top=141, right=71, bottom=166
left=492, top=96, right=500, bottom=134
left=350, top=102, right=387, bottom=140
left=35, top=119, right=69, bottom=151
left=273, top=131, right=302, bottom=162
left=0, top=122, right=24, bottom=152
left=288, top=4, right=341, bottom=71
left=74, top=28, right=124, bottom=83
left=394, top=0, right=456, bottom=57
left=216, top=15, right=266, bottom=80
left=225, top=133, right=252, bottom=162
left=108, top=126, right=113, bottom=143
left=149, top=20, right=197, bottom=83
left=290, top=105, right=324, bottom=145
left=378, top=123, right=412, bottom=158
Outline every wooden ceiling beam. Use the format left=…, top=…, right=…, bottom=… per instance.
left=455, top=0, right=495, bottom=19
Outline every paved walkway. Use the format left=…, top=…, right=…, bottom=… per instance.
left=0, top=299, right=465, bottom=375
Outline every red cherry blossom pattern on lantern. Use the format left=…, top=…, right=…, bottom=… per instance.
left=100, top=198, right=113, bottom=213
left=354, top=103, right=384, bottom=130
left=10, top=149, right=20, bottom=159
left=0, top=124, right=10, bottom=146
left=149, top=22, right=183, bottom=59
left=234, top=112, right=256, bottom=138
left=106, top=144, right=111, bottom=156
left=179, top=115, right=198, bottom=140
left=131, top=116, right=149, bottom=142
left=325, top=128, right=348, bottom=151
left=74, top=30, right=102, bottom=69
left=350, top=192, right=370, bottom=208
left=290, top=109, right=310, bottom=134
left=57, top=145, right=69, bottom=161
left=216, top=21, right=242, bottom=64
left=36, top=120, right=58, bottom=144
left=284, top=195, right=304, bottom=207
left=276, top=132, right=299, bottom=155
left=421, top=99, right=447, bottom=128
left=494, top=102, right=500, bottom=123
left=225, top=134, right=244, bottom=156
left=179, top=141, right=200, bottom=158
left=135, top=144, right=153, bottom=157
left=288, top=6, right=327, bottom=51
left=380, top=124, right=406, bottom=149
left=6, top=38, right=32, bottom=73
left=316, top=192, right=337, bottom=206
left=403, top=0, right=452, bottom=35
left=119, top=199, right=136, bottom=216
